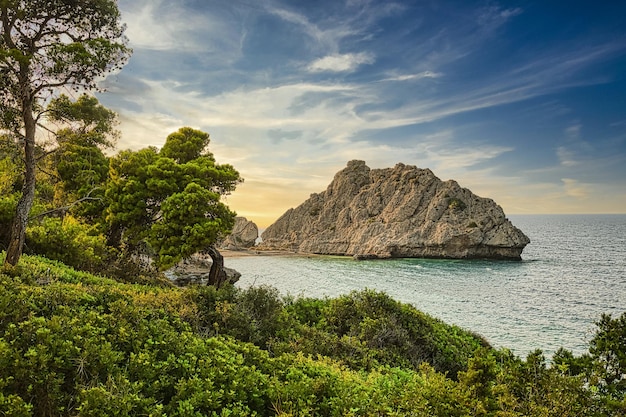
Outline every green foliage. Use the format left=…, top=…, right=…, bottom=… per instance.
left=25, top=216, right=110, bottom=272
left=190, top=287, right=487, bottom=377
left=0, top=154, right=19, bottom=195
left=493, top=349, right=600, bottom=416
left=160, top=127, right=212, bottom=164
left=0, top=193, right=19, bottom=248
left=0, top=381, right=32, bottom=417
left=148, top=183, right=235, bottom=269
left=38, top=95, right=118, bottom=226
left=0, top=1, right=131, bottom=105
left=105, top=147, right=160, bottom=242
left=1, top=0, right=132, bottom=267
left=315, top=289, right=487, bottom=376
left=448, top=197, right=467, bottom=211
left=590, top=313, right=626, bottom=398
left=105, top=127, right=242, bottom=269
left=0, top=254, right=624, bottom=416
left=47, top=95, right=119, bottom=148
left=0, top=252, right=118, bottom=286
left=54, top=140, right=109, bottom=220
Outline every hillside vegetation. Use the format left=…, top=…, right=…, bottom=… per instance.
left=1, top=253, right=624, bottom=416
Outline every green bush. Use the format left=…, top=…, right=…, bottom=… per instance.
left=447, top=197, right=467, bottom=211
left=0, top=194, right=19, bottom=249
left=0, top=255, right=623, bottom=416
left=318, top=289, right=486, bottom=376
left=25, top=216, right=110, bottom=272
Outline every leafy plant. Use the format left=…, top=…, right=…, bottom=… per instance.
left=26, top=216, right=110, bottom=272
left=0, top=254, right=624, bottom=416
left=447, top=198, right=467, bottom=211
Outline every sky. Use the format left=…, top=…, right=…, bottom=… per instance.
left=96, top=0, right=626, bottom=228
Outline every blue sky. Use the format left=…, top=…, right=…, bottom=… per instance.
left=97, top=0, right=626, bottom=227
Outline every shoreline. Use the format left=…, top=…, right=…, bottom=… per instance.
left=220, top=248, right=323, bottom=258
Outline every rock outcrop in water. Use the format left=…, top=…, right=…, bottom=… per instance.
left=165, top=254, right=241, bottom=287
left=258, top=160, right=530, bottom=260
left=220, top=217, right=259, bottom=250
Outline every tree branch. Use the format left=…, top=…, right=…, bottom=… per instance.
left=28, top=187, right=102, bottom=220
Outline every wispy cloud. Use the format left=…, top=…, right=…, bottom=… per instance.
left=476, top=5, right=523, bottom=29
left=307, top=52, right=375, bottom=72
left=267, top=4, right=364, bottom=55
left=380, top=71, right=443, bottom=82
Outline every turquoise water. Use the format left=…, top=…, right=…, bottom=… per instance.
left=228, top=215, right=626, bottom=358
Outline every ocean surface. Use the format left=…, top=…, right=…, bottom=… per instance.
left=228, top=214, right=626, bottom=358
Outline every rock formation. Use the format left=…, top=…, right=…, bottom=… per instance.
left=258, top=160, right=530, bottom=260
left=165, top=254, right=241, bottom=287
left=168, top=266, right=241, bottom=287
left=220, top=216, right=259, bottom=250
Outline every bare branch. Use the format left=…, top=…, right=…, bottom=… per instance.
left=28, top=187, right=102, bottom=221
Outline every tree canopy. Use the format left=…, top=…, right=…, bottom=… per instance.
left=0, top=0, right=131, bottom=267
left=106, top=127, right=243, bottom=270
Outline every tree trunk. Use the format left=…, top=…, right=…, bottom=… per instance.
left=4, top=92, right=36, bottom=267
left=106, top=222, right=124, bottom=248
left=206, top=246, right=226, bottom=288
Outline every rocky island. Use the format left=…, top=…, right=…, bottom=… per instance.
left=258, top=160, right=530, bottom=260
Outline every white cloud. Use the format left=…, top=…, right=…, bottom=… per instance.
left=120, top=0, right=242, bottom=56
left=307, top=52, right=375, bottom=73
left=268, top=5, right=363, bottom=55
left=380, top=71, right=443, bottom=82
left=121, top=2, right=192, bottom=51
left=113, top=111, right=184, bottom=150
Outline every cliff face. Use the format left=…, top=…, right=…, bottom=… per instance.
left=259, top=160, right=530, bottom=260
left=221, top=217, right=259, bottom=250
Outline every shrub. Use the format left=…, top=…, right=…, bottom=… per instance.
left=0, top=194, right=19, bottom=249
left=447, top=197, right=467, bottom=211
left=1, top=255, right=622, bottom=416
left=319, top=289, right=485, bottom=376
left=25, top=216, right=110, bottom=272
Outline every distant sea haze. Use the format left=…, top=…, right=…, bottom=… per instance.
left=230, top=214, right=626, bottom=358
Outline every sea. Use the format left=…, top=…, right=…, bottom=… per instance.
left=227, top=215, right=626, bottom=358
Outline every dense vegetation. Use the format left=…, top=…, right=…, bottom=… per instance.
left=0, top=253, right=624, bottom=416
left=0, top=0, right=131, bottom=266
left=0, top=94, right=241, bottom=279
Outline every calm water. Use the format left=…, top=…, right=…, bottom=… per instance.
left=228, top=215, right=626, bottom=358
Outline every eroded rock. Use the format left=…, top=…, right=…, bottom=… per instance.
left=258, top=160, right=530, bottom=260
left=221, top=217, right=259, bottom=250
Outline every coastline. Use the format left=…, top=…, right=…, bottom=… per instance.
left=220, top=248, right=322, bottom=258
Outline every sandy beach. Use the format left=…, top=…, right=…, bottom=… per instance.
left=220, top=249, right=319, bottom=258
